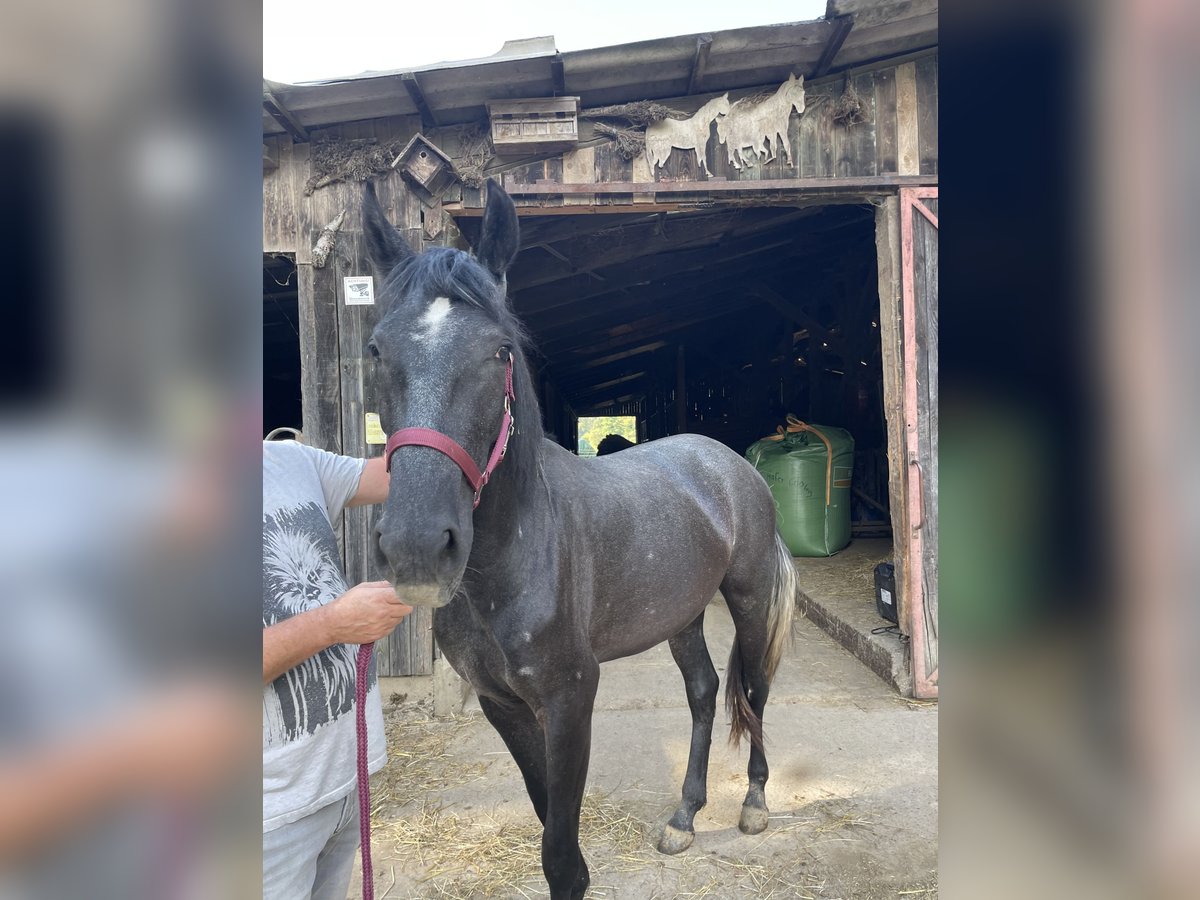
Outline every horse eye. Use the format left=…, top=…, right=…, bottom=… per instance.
left=367, top=342, right=380, bottom=359
left=496, top=343, right=513, bottom=360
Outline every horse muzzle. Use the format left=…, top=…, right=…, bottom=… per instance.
left=374, top=516, right=467, bottom=607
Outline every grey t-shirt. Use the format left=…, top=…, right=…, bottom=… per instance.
left=262, top=440, right=386, bottom=833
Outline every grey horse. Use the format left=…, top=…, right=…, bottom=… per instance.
left=363, top=178, right=797, bottom=900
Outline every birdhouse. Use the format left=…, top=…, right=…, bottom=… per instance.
left=487, top=97, right=580, bottom=155
left=390, top=133, right=459, bottom=205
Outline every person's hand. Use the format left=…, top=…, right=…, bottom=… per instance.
left=322, top=581, right=413, bottom=645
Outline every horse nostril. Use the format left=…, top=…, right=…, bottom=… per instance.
left=442, top=529, right=456, bottom=556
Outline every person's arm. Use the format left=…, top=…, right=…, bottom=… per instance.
left=263, top=581, right=412, bottom=683
left=347, top=457, right=389, bottom=507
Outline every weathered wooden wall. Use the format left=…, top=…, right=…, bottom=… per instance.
left=264, top=52, right=938, bottom=253
left=266, top=116, right=441, bottom=676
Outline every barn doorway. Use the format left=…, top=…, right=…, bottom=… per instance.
left=456, top=199, right=901, bottom=679
left=459, top=201, right=891, bottom=531
left=263, top=253, right=302, bottom=439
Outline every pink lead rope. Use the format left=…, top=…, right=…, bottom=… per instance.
left=355, top=641, right=376, bottom=900
left=356, top=355, right=516, bottom=899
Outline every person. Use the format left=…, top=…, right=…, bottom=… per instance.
left=262, top=439, right=412, bottom=900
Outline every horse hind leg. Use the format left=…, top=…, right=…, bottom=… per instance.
left=721, top=531, right=797, bottom=836
left=657, top=611, right=719, bottom=855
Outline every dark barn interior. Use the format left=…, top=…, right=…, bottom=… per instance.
left=458, top=201, right=892, bottom=534
left=263, top=253, right=301, bottom=437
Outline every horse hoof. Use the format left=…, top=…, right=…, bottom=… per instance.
left=738, top=804, right=769, bottom=835
left=657, top=824, right=695, bottom=855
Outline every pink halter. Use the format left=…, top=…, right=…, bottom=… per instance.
left=383, top=355, right=516, bottom=508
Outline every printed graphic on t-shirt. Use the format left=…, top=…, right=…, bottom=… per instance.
left=262, top=501, right=366, bottom=745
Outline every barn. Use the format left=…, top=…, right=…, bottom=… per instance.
left=263, top=0, right=938, bottom=698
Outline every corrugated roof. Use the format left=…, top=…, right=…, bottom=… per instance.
left=263, top=0, right=936, bottom=138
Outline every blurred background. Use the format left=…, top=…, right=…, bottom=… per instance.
left=0, top=0, right=1197, bottom=897
left=0, top=0, right=261, bottom=896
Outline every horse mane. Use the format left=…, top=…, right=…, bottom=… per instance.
left=384, top=246, right=547, bottom=502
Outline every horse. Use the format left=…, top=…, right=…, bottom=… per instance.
left=644, top=93, right=731, bottom=177
left=362, top=177, right=797, bottom=899
left=595, top=434, right=635, bottom=456
left=716, top=73, right=806, bottom=170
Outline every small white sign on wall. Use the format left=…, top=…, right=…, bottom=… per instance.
left=343, top=276, right=374, bottom=306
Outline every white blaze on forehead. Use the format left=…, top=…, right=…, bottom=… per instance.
left=418, top=296, right=453, bottom=335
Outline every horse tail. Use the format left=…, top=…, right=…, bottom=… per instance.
left=763, top=530, right=797, bottom=682
left=725, top=530, right=797, bottom=749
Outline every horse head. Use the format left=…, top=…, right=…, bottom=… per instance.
left=706, top=92, right=731, bottom=121
left=362, top=178, right=531, bottom=607
left=781, top=73, right=806, bottom=115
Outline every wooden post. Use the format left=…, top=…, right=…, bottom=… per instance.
left=675, top=344, right=687, bottom=435
left=875, top=195, right=910, bottom=633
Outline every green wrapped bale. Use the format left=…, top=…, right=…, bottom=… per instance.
left=747, top=421, right=855, bottom=557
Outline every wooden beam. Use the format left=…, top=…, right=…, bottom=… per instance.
left=401, top=72, right=437, bottom=128
left=551, top=52, right=566, bottom=95
left=262, top=88, right=309, bottom=143
left=501, top=174, right=935, bottom=194
left=687, top=35, right=714, bottom=95
left=749, top=282, right=837, bottom=343
left=568, top=342, right=668, bottom=371
left=515, top=236, right=794, bottom=314
left=547, top=297, right=753, bottom=357
left=812, top=15, right=855, bottom=79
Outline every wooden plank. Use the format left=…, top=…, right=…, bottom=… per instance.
left=912, top=200, right=938, bottom=673
left=832, top=91, right=853, bottom=177
left=797, top=89, right=820, bottom=179
left=812, top=84, right=835, bottom=177
left=592, top=142, right=632, bottom=206
left=915, top=54, right=939, bottom=176
left=299, top=262, right=343, bottom=454
left=852, top=72, right=878, bottom=177
left=292, top=141, right=313, bottom=265
left=874, top=66, right=898, bottom=174
left=562, top=145, right=596, bottom=206
left=873, top=197, right=909, bottom=633
left=895, top=62, right=920, bottom=176
left=503, top=174, right=934, bottom=194
left=543, top=156, right=564, bottom=208
left=630, top=152, right=654, bottom=203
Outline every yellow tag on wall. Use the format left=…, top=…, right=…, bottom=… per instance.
left=365, top=413, right=387, bottom=445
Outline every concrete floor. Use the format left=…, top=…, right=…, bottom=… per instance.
left=356, top=586, right=938, bottom=899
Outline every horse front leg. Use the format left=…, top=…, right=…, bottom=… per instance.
left=537, top=663, right=600, bottom=900
left=478, top=694, right=549, bottom=823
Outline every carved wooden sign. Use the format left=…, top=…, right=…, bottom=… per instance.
left=717, top=74, right=806, bottom=170
left=644, top=74, right=806, bottom=175
left=644, top=93, right=730, bottom=177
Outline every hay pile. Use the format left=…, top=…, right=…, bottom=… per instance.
left=447, top=124, right=493, bottom=189
left=833, top=77, right=867, bottom=127
left=582, top=101, right=688, bottom=161
left=304, top=137, right=408, bottom=195
left=580, top=101, right=686, bottom=127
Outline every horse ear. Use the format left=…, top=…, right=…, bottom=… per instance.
left=476, top=178, right=520, bottom=281
left=362, top=181, right=413, bottom=278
